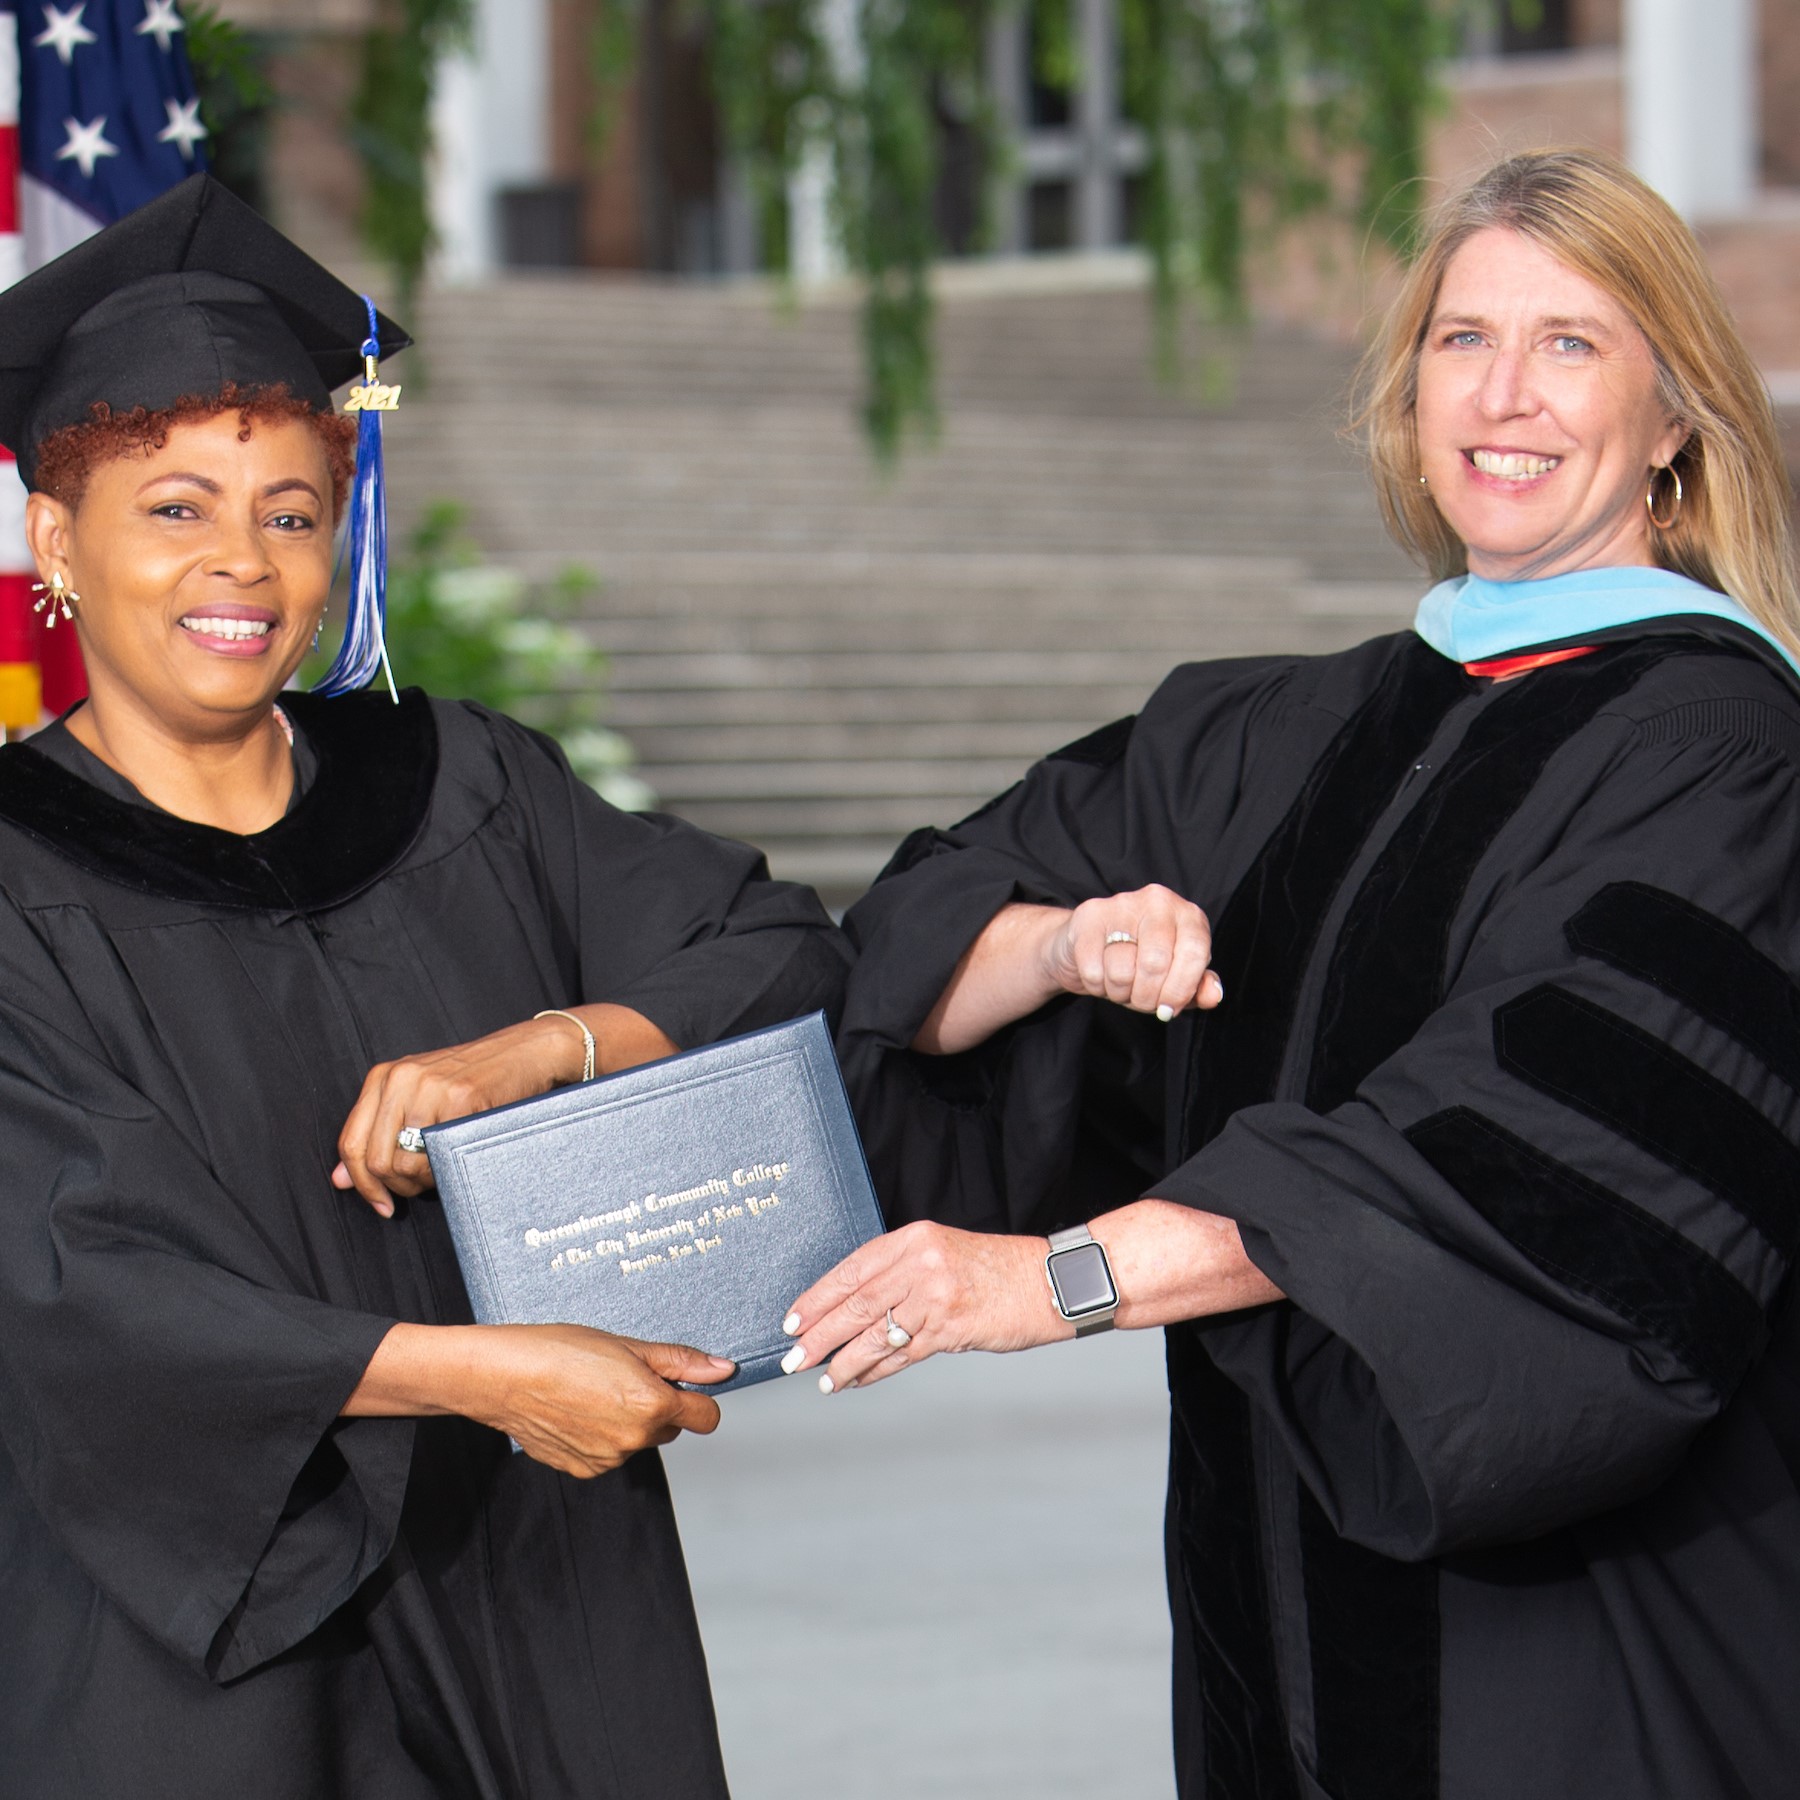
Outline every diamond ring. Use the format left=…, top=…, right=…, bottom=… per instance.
left=396, top=1126, right=426, bottom=1155
left=1104, top=930, right=1137, bottom=946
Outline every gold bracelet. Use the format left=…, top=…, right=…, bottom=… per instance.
left=534, top=1009, right=597, bottom=1083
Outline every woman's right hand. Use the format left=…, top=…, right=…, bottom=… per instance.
left=345, top=1321, right=733, bottom=1478
left=915, top=886, right=1222, bottom=1056
left=1039, top=884, right=1222, bottom=1020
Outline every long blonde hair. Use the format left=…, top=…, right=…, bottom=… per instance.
left=1357, top=148, right=1800, bottom=655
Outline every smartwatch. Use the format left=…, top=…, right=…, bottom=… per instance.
left=1044, top=1224, right=1119, bottom=1336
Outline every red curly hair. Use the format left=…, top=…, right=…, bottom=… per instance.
left=32, top=381, right=359, bottom=516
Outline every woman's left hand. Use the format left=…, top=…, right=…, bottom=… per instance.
left=779, top=1221, right=1070, bottom=1392
left=333, top=1004, right=677, bottom=1215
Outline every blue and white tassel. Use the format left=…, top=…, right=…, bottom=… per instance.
left=313, top=296, right=400, bottom=701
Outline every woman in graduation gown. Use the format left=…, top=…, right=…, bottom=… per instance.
left=0, top=177, right=847, bottom=1799
left=784, top=150, right=1800, bottom=1797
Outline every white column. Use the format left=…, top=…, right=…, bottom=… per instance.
left=1625, top=0, right=1757, bottom=219
left=1074, top=0, right=1118, bottom=249
left=429, top=0, right=552, bottom=281
left=985, top=12, right=1028, bottom=254
left=788, top=123, right=843, bottom=286
left=788, top=0, right=862, bottom=287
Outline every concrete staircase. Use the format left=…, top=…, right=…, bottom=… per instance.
left=384, top=269, right=1421, bottom=907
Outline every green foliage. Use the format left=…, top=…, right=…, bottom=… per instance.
left=350, top=0, right=474, bottom=314
left=341, top=0, right=1510, bottom=454
left=701, top=0, right=1004, bottom=462
left=310, top=503, right=653, bottom=810
left=700, top=0, right=839, bottom=276
left=862, top=5, right=1005, bottom=456
left=1027, top=0, right=1079, bottom=94
left=183, top=4, right=274, bottom=111
left=696, top=0, right=1459, bottom=452
left=179, top=4, right=276, bottom=210
left=588, top=0, right=650, bottom=154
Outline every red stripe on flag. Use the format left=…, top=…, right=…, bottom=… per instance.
left=0, top=125, right=17, bottom=234
left=0, top=570, right=34, bottom=663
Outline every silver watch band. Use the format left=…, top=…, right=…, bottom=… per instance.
left=1045, top=1224, right=1119, bottom=1336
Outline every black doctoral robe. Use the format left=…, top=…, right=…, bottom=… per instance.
left=840, top=620, right=1800, bottom=1800
left=0, top=689, right=849, bottom=1799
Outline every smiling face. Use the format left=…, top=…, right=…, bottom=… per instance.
left=1414, top=227, right=1688, bottom=581
left=26, top=409, right=335, bottom=740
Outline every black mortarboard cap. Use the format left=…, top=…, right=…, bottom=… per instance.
left=0, top=173, right=410, bottom=488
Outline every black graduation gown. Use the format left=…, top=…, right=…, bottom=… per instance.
left=839, top=621, right=1800, bottom=1800
left=0, top=690, right=850, bottom=1800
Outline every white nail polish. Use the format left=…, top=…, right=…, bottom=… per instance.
left=780, top=1345, right=807, bottom=1375
left=818, top=1373, right=835, bottom=1394
left=1156, top=1004, right=1175, bottom=1023
left=782, top=1312, right=801, bottom=1336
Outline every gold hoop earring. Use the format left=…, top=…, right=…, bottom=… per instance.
left=30, top=571, right=79, bottom=627
left=1647, top=466, right=1683, bottom=531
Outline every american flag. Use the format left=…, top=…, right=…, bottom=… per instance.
left=0, top=0, right=207, bottom=732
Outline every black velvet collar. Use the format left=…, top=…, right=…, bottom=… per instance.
left=0, top=688, right=439, bottom=912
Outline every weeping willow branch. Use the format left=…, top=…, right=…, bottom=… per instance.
left=701, top=0, right=1469, bottom=458
left=351, top=0, right=474, bottom=314
left=347, top=2, right=1479, bottom=457
left=701, top=0, right=1003, bottom=462
left=843, top=5, right=1004, bottom=457
left=1116, top=0, right=1453, bottom=380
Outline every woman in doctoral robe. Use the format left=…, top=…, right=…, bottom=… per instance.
left=783, top=150, right=1800, bottom=1798
left=0, top=176, right=847, bottom=1799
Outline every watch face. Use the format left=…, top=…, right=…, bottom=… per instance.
left=1050, top=1241, right=1117, bottom=1316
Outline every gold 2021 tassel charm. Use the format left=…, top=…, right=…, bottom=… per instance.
left=344, top=351, right=401, bottom=413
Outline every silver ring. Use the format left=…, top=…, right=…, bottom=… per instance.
left=1104, top=930, right=1137, bottom=946
left=396, top=1126, right=426, bottom=1155
left=885, top=1308, right=913, bottom=1350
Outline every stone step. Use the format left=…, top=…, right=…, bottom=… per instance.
left=751, top=840, right=908, bottom=897
left=417, top=314, right=1348, bottom=371
left=442, top=512, right=1401, bottom=561
left=573, top=551, right=1415, bottom=606
left=604, top=683, right=1172, bottom=729
left=608, top=647, right=1260, bottom=691
left=646, top=759, right=1031, bottom=802
left=668, top=795, right=1001, bottom=839
left=428, top=496, right=1388, bottom=543
left=398, top=430, right=1369, bottom=479
left=619, top=720, right=1104, bottom=764
left=588, top=612, right=1302, bottom=653
left=391, top=401, right=1359, bottom=446
left=587, top=587, right=1344, bottom=622
left=402, top=466, right=1380, bottom=515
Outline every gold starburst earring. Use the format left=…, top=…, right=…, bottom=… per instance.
left=30, top=571, right=78, bottom=627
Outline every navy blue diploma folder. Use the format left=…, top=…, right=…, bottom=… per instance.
left=423, top=1013, right=883, bottom=1392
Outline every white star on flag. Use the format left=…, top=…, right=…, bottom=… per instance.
left=34, top=4, right=98, bottom=66
left=56, top=114, right=120, bottom=179
left=157, top=96, right=207, bottom=161
left=136, top=0, right=185, bottom=54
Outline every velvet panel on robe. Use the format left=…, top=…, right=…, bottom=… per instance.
left=840, top=622, right=1800, bottom=1800
left=0, top=689, right=850, bottom=1800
